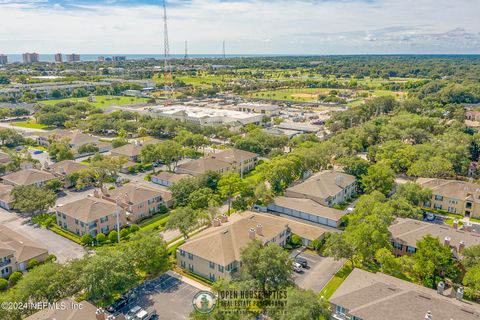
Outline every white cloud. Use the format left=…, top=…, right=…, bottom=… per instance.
left=0, top=0, right=479, bottom=54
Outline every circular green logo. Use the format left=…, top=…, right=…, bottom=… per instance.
left=192, top=290, right=216, bottom=314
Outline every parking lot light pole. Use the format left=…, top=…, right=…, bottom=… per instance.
left=115, top=198, right=121, bottom=243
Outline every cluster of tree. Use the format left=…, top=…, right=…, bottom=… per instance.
left=35, top=102, right=102, bottom=127
left=0, top=231, right=169, bottom=319
left=233, top=127, right=288, bottom=156
left=192, top=240, right=329, bottom=320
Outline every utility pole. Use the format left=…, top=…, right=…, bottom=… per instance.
left=222, top=40, right=226, bottom=59
left=163, top=0, right=173, bottom=107
left=115, top=198, right=121, bottom=243
left=184, top=40, right=188, bottom=59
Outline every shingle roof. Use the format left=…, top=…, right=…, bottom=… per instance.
left=153, top=171, right=192, bottom=183
left=49, top=160, right=88, bottom=176
left=209, top=148, right=257, bottom=164
left=56, top=196, right=119, bottom=222
left=44, top=129, right=99, bottom=147
left=286, top=170, right=356, bottom=200
left=0, top=151, right=11, bottom=164
left=0, top=184, right=13, bottom=204
left=0, top=226, right=48, bottom=263
left=25, top=298, right=100, bottom=320
left=110, top=143, right=141, bottom=158
left=417, top=177, right=480, bottom=204
left=389, top=218, right=480, bottom=251
left=2, top=169, right=56, bottom=186
left=272, top=196, right=345, bottom=222
left=330, top=268, right=480, bottom=320
left=179, top=211, right=329, bottom=266
left=104, top=183, right=170, bottom=205
left=177, top=157, right=232, bottom=175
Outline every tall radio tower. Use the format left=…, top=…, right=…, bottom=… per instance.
left=163, top=0, right=173, bottom=107
left=184, top=40, right=188, bottom=59
left=222, top=40, right=226, bottom=59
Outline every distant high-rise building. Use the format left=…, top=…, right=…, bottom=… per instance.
left=97, top=56, right=105, bottom=62
left=66, top=54, right=80, bottom=62
left=22, top=52, right=39, bottom=64
left=112, top=56, right=126, bottom=61
left=0, top=54, right=7, bottom=65
left=54, top=53, right=62, bottom=63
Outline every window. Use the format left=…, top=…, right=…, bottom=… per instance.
left=466, top=202, right=473, bottom=209
left=180, top=250, right=185, bottom=257
left=101, top=226, right=109, bottom=234
left=434, top=204, right=443, bottom=210
left=218, top=265, right=224, bottom=273
left=336, top=305, right=347, bottom=316
left=80, top=222, right=84, bottom=227
left=434, top=195, right=444, bottom=201
left=188, top=253, right=193, bottom=260
left=75, top=219, right=79, bottom=225
left=352, top=317, right=364, bottom=320
left=188, top=264, right=194, bottom=272
left=407, top=246, right=416, bottom=254
left=448, top=207, right=457, bottom=213
left=209, top=273, right=216, bottom=281
left=62, top=213, right=66, bottom=219
left=393, top=242, right=402, bottom=250
left=100, top=216, right=108, bottom=223
left=180, top=261, right=186, bottom=268
left=138, top=203, right=144, bottom=209
left=209, top=261, right=215, bottom=269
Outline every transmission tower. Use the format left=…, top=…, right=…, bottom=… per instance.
left=162, top=0, right=173, bottom=107
left=184, top=40, right=188, bottom=59
left=222, top=40, right=226, bottom=59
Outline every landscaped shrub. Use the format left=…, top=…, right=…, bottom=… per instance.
left=45, top=254, right=57, bottom=262
left=290, top=234, right=303, bottom=247
left=108, top=230, right=118, bottom=243
left=27, top=259, right=39, bottom=270
left=8, top=272, right=22, bottom=286
left=129, top=224, right=140, bottom=233
left=0, top=279, right=8, bottom=290
left=80, top=234, right=93, bottom=246
left=96, top=233, right=106, bottom=244
left=120, top=228, right=130, bottom=238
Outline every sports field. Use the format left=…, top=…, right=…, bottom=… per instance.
left=40, top=95, right=151, bottom=107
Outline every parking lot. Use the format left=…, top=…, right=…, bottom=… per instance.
left=116, top=273, right=199, bottom=320
left=291, top=250, right=345, bottom=293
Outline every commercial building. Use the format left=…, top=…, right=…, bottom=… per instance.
left=330, top=268, right=480, bottom=320
left=22, top=53, right=39, bottom=64
left=55, top=195, right=127, bottom=237
left=2, top=169, right=56, bottom=187
left=98, top=183, right=173, bottom=221
left=0, top=226, right=49, bottom=278
left=147, top=105, right=263, bottom=126
left=236, top=103, right=280, bottom=116
left=176, top=148, right=258, bottom=177
left=417, top=177, right=480, bottom=218
left=0, top=54, right=7, bottom=65
left=285, top=170, right=357, bottom=207
left=389, top=217, right=480, bottom=258
left=54, top=53, right=62, bottom=63
left=66, top=54, right=80, bottom=62
left=177, top=211, right=330, bottom=281
left=112, top=56, right=126, bottom=61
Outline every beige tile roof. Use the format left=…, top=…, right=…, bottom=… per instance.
left=104, top=183, right=168, bottom=205
left=179, top=211, right=329, bottom=266
left=110, top=143, right=141, bottom=158
left=56, top=196, right=119, bottom=223
left=389, top=218, right=480, bottom=251
left=209, top=148, right=257, bottom=164
left=0, top=226, right=48, bottom=263
left=0, top=184, right=13, bottom=204
left=48, top=160, right=88, bottom=176
left=153, top=171, right=191, bottom=183
left=2, top=169, right=56, bottom=186
left=286, top=170, right=356, bottom=200
left=417, top=177, right=480, bottom=204
left=177, top=157, right=232, bottom=175
left=0, top=151, right=11, bottom=164
left=272, top=196, right=345, bottom=222
left=330, top=268, right=480, bottom=320
left=44, top=129, right=99, bottom=147
left=25, top=298, right=100, bottom=320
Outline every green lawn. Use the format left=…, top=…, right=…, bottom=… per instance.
left=40, top=95, right=151, bottom=107
left=12, top=121, right=54, bottom=129
left=139, top=213, right=170, bottom=231
left=470, top=217, right=480, bottom=223
left=319, top=261, right=353, bottom=300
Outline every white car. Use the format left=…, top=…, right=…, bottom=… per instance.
left=135, top=308, right=157, bottom=320
left=125, top=306, right=142, bottom=320
left=293, top=262, right=302, bottom=273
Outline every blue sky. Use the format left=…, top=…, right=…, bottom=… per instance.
left=0, top=0, right=479, bottom=54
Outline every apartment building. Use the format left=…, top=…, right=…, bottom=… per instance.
left=2, top=169, right=56, bottom=187
left=37, top=129, right=112, bottom=157
left=389, top=218, right=480, bottom=258
left=55, top=196, right=127, bottom=237
left=22, top=53, right=39, bottom=64
left=99, top=183, right=172, bottom=222
left=46, top=160, right=89, bottom=187
left=0, top=184, right=14, bottom=210
left=285, top=170, right=357, bottom=207
left=66, top=54, right=80, bottom=62
left=330, top=268, right=480, bottom=320
left=417, top=177, right=480, bottom=218
left=0, top=54, right=7, bottom=65
left=176, top=148, right=258, bottom=177
left=54, top=53, right=62, bottom=63
left=151, top=171, right=191, bottom=187
left=0, top=226, right=48, bottom=277
left=177, top=211, right=329, bottom=281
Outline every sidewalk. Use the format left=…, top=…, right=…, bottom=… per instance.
left=166, top=270, right=211, bottom=292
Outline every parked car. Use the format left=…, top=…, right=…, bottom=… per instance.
left=293, top=262, right=302, bottom=273
left=295, top=257, right=308, bottom=268
left=125, top=306, right=142, bottom=320
left=106, top=296, right=129, bottom=313
left=135, top=308, right=157, bottom=320
left=425, top=213, right=436, bottom=221
left=32, top=149, right=43, bottom=154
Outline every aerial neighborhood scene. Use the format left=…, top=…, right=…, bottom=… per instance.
left=1, top=0, right=480, bottom=319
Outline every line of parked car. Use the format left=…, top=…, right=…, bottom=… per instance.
left=293, top=256, right=308, bottom=273
left=106, top=290, right=157, bottom=320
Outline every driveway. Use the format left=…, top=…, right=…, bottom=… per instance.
left=0, top=208, right=86, bottom=263
left=116, top=273, right=199, bottom=320
left=291, top=251, right=345, bottom=293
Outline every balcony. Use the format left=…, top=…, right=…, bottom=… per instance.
left=0, top=258, right=12, bottom=267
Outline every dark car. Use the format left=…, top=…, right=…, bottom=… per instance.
left=106, top=296, right=129, bottom=313
left=295, top=257, right=308, bottom=268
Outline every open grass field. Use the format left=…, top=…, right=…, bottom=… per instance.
left=12, top=121, right=54, bottom=129
left=244, top=87, right=405, bottom=104
left=40, top=95, right=151, bottom=107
